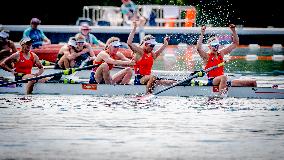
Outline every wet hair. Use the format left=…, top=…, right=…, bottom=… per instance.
left=140, top=34, right=155, bottom=46
left=105, top=37, right=120, bottom=50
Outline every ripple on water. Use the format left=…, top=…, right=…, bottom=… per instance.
left=0, top=94, right=283, bottom=111
left=0, top=94, right=284, bottom=159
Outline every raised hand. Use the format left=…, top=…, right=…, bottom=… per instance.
left=201, top=25, right=206, bottom=34
left=229, top=24, right=236, bottom=28
left=132, top=21, right=138, bottom=28
left=229, top=24, right=236, bottom=32
left=164, top=36, right=169, bottom=45
left=128, top=59, right=136, bottom=66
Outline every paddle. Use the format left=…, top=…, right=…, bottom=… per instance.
left=139, top=62, right=225, bottom=99
left=0, top=64, right=98, bottom=87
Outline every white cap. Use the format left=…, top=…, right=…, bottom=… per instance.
left=209, top=39, right=220, bottom=46
left=80, top=23, right=91, bottom=30
left=68, top=37, right=77, bottom=47
left=0, top=31, right=9, bottom=39
left=20, top=37, right=32, bottom=45
left=110, top=40, right=122, bottom=47
left=145, top=38, right=157, bottom=45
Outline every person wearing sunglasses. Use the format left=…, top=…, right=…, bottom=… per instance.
left=127, top=21, right=176, bottom=94
left=89, top=37, right=134, bottom=84
left=78, top=23, right=105, bottom=48
left=0, top=38, right=50, bottom=94
left=73, top=33, right=96, bottom=67
left=197, top=24, right=256, bottom=96
left=56, top=37, right=79, bottom=69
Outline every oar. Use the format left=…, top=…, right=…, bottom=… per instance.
left=139, top=62, right=225, bottom=99
left=0, top=64, right=98, bottom=87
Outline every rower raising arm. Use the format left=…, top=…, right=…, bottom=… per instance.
left=196, top=25, right=209, bottom=63
left=127, top=21, right=175, bottom=94
left=127, top=21, right=144, bottom=57
left=219, top=24, right=239, bottom=56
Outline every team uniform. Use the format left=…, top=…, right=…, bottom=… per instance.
left=14, top=51, right=34, bottom=81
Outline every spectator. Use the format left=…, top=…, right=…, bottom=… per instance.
left=0, top=30, right=17, bottom=64
left=23, top=18, right=51, bottom=48
left=120, top=0, right=146, bottom=27
left=78, top=23, right=105, bottom=47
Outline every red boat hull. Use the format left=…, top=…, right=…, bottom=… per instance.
left=28, top=44, right=134, bottom=63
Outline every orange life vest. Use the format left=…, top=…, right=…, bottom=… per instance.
left=205, top=52, right=224, bottom=78
left=14, top=51, right=34, bottom=74
left=134, top=51, right=154, bottom=75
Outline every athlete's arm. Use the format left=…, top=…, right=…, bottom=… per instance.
left=196, top=25, right=209, bottom=62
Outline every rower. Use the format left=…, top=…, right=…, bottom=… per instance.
left=127, top=21, right=176, bottom=94
left=89, top=37, right=134, bottom=84
left=0, top=30, right=17, bottom=65
left=0, top=37, right=49, bottom=94
left=74, top=34, right=96, bottom=67
left=196, top=24, right=257, bottom=96
left=56, top=37, right=79, bottom=69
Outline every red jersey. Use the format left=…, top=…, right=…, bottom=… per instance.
left=92, top=53, right=117, bottom=71
left=14, top=51, right=35, bottom=74
left=134, top=51, right=154, bottom=75
left=205, top=52, right=224, bottom=78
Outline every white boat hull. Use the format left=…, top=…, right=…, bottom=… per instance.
left=0, top=68, right=241, bottom=81
left=1, top=83, right=284, bottom=99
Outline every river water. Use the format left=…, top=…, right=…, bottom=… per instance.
left=0, top=47, right=284, bottom=159
left=0, top=95, right=284, bottom=160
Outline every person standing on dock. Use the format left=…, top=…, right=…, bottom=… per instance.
left=0, top=37, right=49, bottom=94
left=121, top=0, right=147, bottom=43
left=23, top=18, right=51, bottom=49
left=120, top=0, right=146, bottom=27
left=196, top=24, right=257, bottom=96
left=89, top=37, right=134, bottom=84
left=127, top=21, right=176, bottom=94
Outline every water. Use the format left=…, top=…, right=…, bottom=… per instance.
left=0, top=47, right=284, bottom=159
left=0, top=95, right=284, bottom=159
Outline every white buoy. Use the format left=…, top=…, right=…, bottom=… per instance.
left=246, top=54, right=258, bottom=61
left=248, top=44, right=260, bottom=51
left=272, top=55, right=284, bottom=61
left=272, top=44, right=283, bottom=52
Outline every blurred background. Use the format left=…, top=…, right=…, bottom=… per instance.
left=1, top=0, right=283, bottom=27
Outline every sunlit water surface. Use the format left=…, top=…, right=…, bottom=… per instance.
left=0, top=46, right=284, bottom=159
left=0, top=94, right=284, bottom=160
